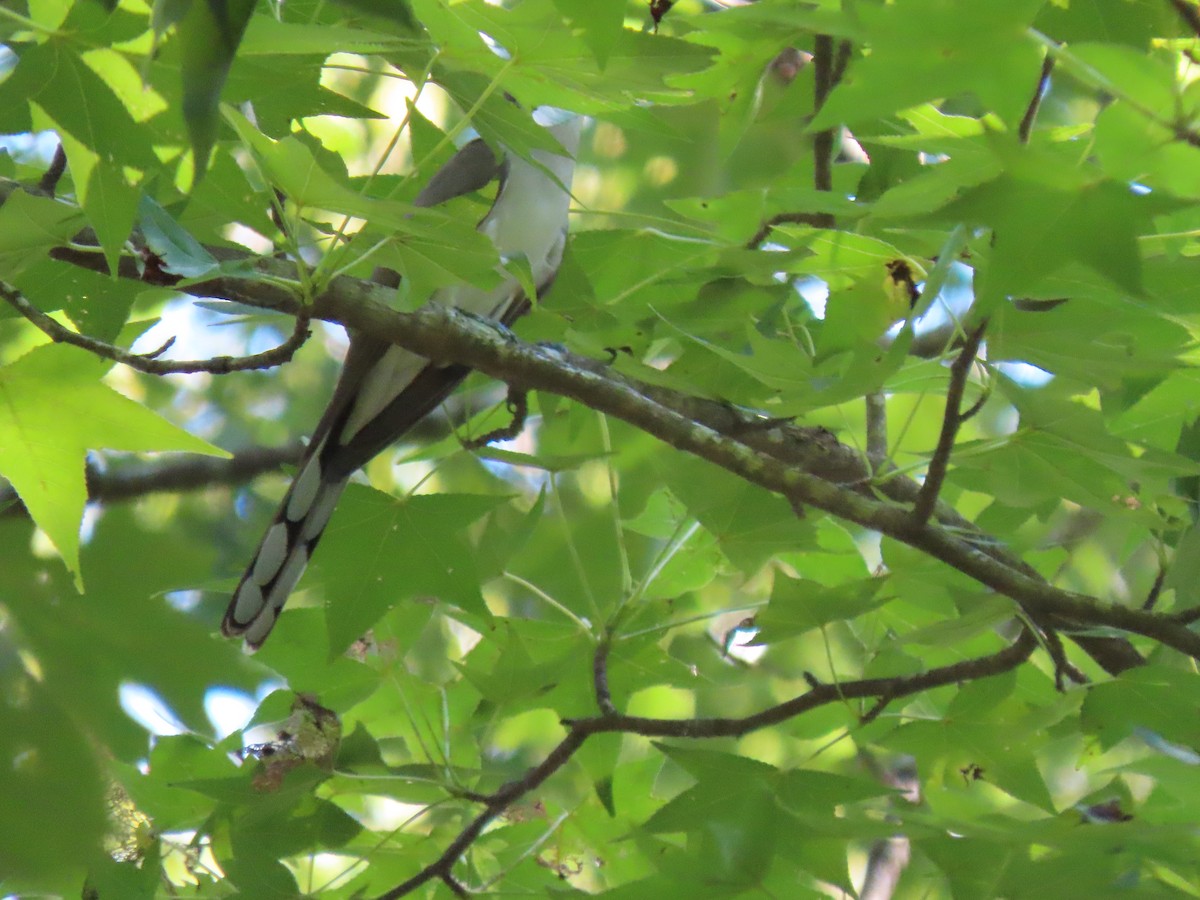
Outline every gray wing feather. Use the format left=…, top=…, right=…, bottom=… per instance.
left=224, top=119, right=577, bottom=650
left=413, top=139, right=502, bottom=207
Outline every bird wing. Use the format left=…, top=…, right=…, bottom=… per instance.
left=223, top=116, right=580, bottom=649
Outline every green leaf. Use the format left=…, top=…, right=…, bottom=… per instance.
left=550, top=0, right=624, bottom=68
left=316, top=487, right=506, bottom=655
left=8, top=41, right=158, bottom=172
left=237, top=16, right=403, bottom=56
left=812, top=0, right=1045, bottom=130
left=457, top=620, right=582, bottom=706
left=943, top=169, right=1152, bottom=306
left=756, top=575, right=890, bottom=642
left=0, top=671, right=106, bottom=882
left=326, top=0, right=419, bottom=30
left=661, top=452, right=816, bottom=572
left=52, top=136, right=139, bottom=275
left=989, top=291, right=1191, bottom=386
left=1082, top=665, right=1200, bottom=750
left=0, top=189, right=87, bottom=278
left=1034, top=0, right=1179, bottom=45
left=176, top=0, right=257, bottom=179
left=138, top=195, right=219, bottom=278
left=11, top=259, right=140, bottom=343
left=0, top=345, right=227, bottom=584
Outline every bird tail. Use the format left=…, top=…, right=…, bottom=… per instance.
left=221, top=442, right=349, bottom=650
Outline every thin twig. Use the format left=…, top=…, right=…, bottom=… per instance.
left=1041, top=627, right=1088, bottom=689
left=865, top=391, right=889, bottom=474
left=860, top=693, right=892, bottom=726
left=744, top=211, right=831, bottom=249
left=745, top=35, right=850, bottom=248
left=37, top=143, right=68, bottom=196
left=593, top=636, right=616, bottom=715
left=1171, top=606, right=1200, bottom=625
left=374, top=628, right=1036, bottom=898
left=1168, top=0, right=1200, bottom=38
left=1143, top=565, right=1167, bottom=611
left=460, top=387, right=528, bottom=449
left=811, top=34, right=836, bottom=204
left=912, top=321, right=987, bottom=524
left=1018, top=55, right=1056, bottom=144
left=0, top=444, right=306, bottom=518
left=0, top=281, right=311, bottom=375
left=374, top=729, right=590, bottom=899
left=831, top=38, right=853, bottom=86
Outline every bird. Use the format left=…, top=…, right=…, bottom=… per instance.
left=223, top=108, right=582, bottom=650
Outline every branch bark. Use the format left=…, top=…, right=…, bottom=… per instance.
left=2, top=208, right=1159, bottom=673
left=0, top=444, right=305, bottom=517
left=377, top=629, right=1035, bottom=897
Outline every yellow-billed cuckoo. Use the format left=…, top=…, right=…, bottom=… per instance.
left=223, top=109, right=582, bottom=649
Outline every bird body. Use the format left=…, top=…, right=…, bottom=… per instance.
left=223, top=112, right=582, bottom=649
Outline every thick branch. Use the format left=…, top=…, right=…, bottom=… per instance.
left=16, top=232, right=1161, bottom=669
left=7, top=184, right=1157, bottom=673
left=306, top=295, right=1176, bottom=660
left=0, top=444, right=305, bottom=517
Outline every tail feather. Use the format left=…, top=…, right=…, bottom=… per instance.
left=223, top=348, right=462, bottom=650
left=223, top=114, right=580, bottom=650
left=222, top=444, right=350, bottom=649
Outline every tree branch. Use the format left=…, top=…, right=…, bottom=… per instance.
left=1019, top=55, right=1055, bottom=144
left=593, top=636, right=616, bottom=715
left=0, top=281, right=312, bottom=375
left=37, top=143, right=68, bottom=196
left=912, top=321, right=986, bottom=524
left=865, top=391, right=889, bottom=474
left=9, top=184, right=1161, bottom=672
left=0, top=444, right=305, bottom=517
left=376, top=627, right=1035, bottom=897
left=18, top=226, right=1160, bottom=670
left=1167, top=0, right=1200, bottom=39
left=812, top=34, right=836, bottom=200
left=744, top=36, right=852, bottom=248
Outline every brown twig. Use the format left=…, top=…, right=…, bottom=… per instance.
left=16, top=189, right=1158, bottom=673
left=37, top=143, right=68, bottom=196
left=1018, top=55, right=1055, bottom=144
left=865, top=391, right=889, bottom=474
left=374, top=729, right=591, bottom=899
left=374, top=628, right=1036, bottom=898
left=1168, top=0, right=1200, bottom=38
left=744, top=36, right=850, bottom=248
left=1143, top=565, right=1167, bottom=611
left=459, top=387, right=528, bottom=450
left=0, top=281, right=311, bottom=375
left=912, top=321, right=987, bottom=524
left=831, top=38, right=853, bottom=86
left=0, top=444, right=305, bottom=518
left=593, top=636, right=616, bottom=715
left=812, top=34, right=836, bottom=203
left=1040, top=627, right=1088, bottom=689
left=1171, top=606, right=1200, bottom=625
left=744, top=211, right=831, bottom=249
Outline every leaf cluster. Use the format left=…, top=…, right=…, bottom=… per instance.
left=3, top=0, right=1200, bottom=898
